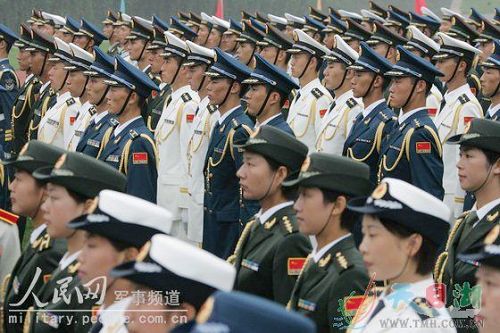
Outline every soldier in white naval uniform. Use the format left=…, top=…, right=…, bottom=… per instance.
left=65, top=43, right=96, bottom=151
left=155, top=32, right=199, bottom=242
left=404, top=26, right=443, bottom=120
left=286, top=29, right=333, bottom=150
left=38, top=37, right=81, bottom=149
left=184, top=40, right=219, bottom=244
left=434, top=32, right=483, bottom=217
left=316, top=35, right=362, bottom=155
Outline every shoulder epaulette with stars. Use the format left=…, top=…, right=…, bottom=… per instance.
left=66, top=98, right=76, bottom=106
left=412, top=118, right=425, bottom=129
left=231, top=119, right=241, bottom=128
left=181, top=92, right=193, bottom=103
left=409, top=298, right=439, bottom=320
left=279, top=216, right=296, bottom=234
left=208, top=105, right=218, bottom=114
left=346, top=98, right=358, bottom=109
left=89, top=106, right=97, bottom=116
left=110, top=117, right=120, bottom=126
left=311, top=88, right=324, bottom=99
left=378, top=109, right=394, bottom=123
left=32, top=234, right=52, bottom=252
left=128, top=129, right=139, bottom=139
left=332, top=251, right=353, bottom=272
left=458, top=94, right=470, bottom=105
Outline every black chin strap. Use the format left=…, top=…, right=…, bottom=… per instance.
left=272, top=49, right=280, bottom=65
left=400, top=79, right=418, bottom=110
left=96, top=85, right=110, bottom=106
left=446, top=58, right=460, bottom=84
left=471, top=160, right=498, bottom=194
left=255, top=89, right=272, bottom=118
left=79, top=75, right=90, bottom=98
left=197, top=76, right=206, bottom=92
left=316, top=204, right=336, bottom=241
left=169, top=61, right=182, bottom=85
left=220, top=79, right=235, bottom=108
left=333, top=69, right=348, bottom=91
left=83, top=38, right=91, bottom=52
left=117, top=91, right=133, bottom=116
left=490, top=81, right=500, bottom=98
left=204, top=27, right=212, bottom=46
left=255, top=172, right=277, bottom=201
left=58, top=70, right=70, bottom=92
left=138, top=40, right=147, bottom=62
left=39, top=53, right=48, bottom=77
left=246, top=45, right=256, bottom=66
left=361, top=73, right=378, bottom=98
left=298, top=54, right=313, bottom=79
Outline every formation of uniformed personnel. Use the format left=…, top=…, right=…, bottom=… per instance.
left=67, top=190, right=172, bottom=333
left=98, top=56, right=159, bottom=202
left=284, top=153, right=370, bottom=333
left=65, top=43, right=96, bottom=151
left=37, top=37, right=81, bottom=149
left=317, top=34, right=362, bottom=154
left=235, top=19, right=264, bottom=68
left=25, top=30, right=58, bottom=144
left=76, top=47, right=116, bottom=157
left=221, top=18, right=242, bottom=55
left=229, top=125, right=310, bottom=304
left=155, top=31, right=199, bottom=241
left=378, top=46, right=444, bottom=199
left=2, top=141, right=66, bottom=333
left=125, top=16, right=154, bottom=71
left=481, top=40, right=500, bottom=121
left=110, top=233, right=236, bottom=332
left=202, top=48, right=257, bottom=258
left=286, top=29, right=333, bottom=150
left=343, top=42, right=395, bottom=184
left=434, top=32, right=483, bottom=214
left=184, top=40, right=218, bottom=244
left=404, top=25, right=443, bottom=118
left=244, top=54, right=294, bottom=134
left=25, top=151, right=126, bottom=333
left=348, top=178, right=454, bottom=333
left=435, top=119, right=500, bottom=331
left=0, top=24, right=20, bottom=154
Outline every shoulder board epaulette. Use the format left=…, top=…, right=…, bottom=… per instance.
left=311, top=88, right=324, bottom=99
left=32, top=233, right=52, bottom=252
left=208, top=104, right=218, bottom=114
left=128, top=129, right=140, bottom=139
left=486, top=209, right=499, bottom=223
left=181, top=92, right=192, bottom=103
left=66, top=98, right=76, bottom=106
left=409, top=298, right=439, bottom=320
left=231, top=118, right=240, bottom=128
left=332, top=251, right=353, bottom=272
left=110, top=117, right=119, bottom=126
left=458, top=94, right=470, bottom=105
left=0, top=209, right=19, bottom=225
left=89, top=106, right=96, bottom=116
left=412, top=118, right=425, bottom=129
left=346, top=98, right=358, bottom=109
left=279, top=216, right=296, bottom=234
left=378, top=110, right=394, bottom=123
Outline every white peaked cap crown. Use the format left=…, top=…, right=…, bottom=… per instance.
left=440, top=8, right=464, bottom=19
left=285, top=13, right=306, bottom=25
left=149, top=234, right=236, bottom=291
left=186, top=40, right=216, bottom=59
left=164, top=31, right=189, bottom=52
left=293, top=28, right=331, bottom=55
left=407, top=25, right=440, bottom=53
left=437, top=31, right=481, bottom=55
left=268, top=14, right=288, bottom=25
left=54, top=36, right=72, bottom=54
left=97, top=190, right=173, bottom=234
left=42, top=12, right=66, bottom=26
left=421, top=7, right=442, bottom=23
left=338, top=10, right=363, bottom=21
left=69, top=43, right=95, bottom=63
left=201, top=12, right=214, bottom=25
left=333, top=34, right=359, bottom=62
left=361, top=9, right=385, bottom=23
left=211, top=16, right=230, bottom=29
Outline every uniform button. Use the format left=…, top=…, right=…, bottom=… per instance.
left=209, top=173, right=213, bottom=178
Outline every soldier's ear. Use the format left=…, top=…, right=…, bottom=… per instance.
left=492, top=158, right=500, bottom=176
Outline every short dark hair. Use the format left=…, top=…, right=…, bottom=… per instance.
left=264, top=85, right=288, bottom=108
left=87, top=233, right=140, bottom=252
left=67, top=189, right=92, bottom=204
left=379, top=217, right=438, bottom=275
left=265, top=156, right=298, bottom=201
left=320, top=189, right=361, bottom=232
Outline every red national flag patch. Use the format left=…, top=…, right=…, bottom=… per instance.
left=470, top=87, right=477, bottom=96
left=43, top=274, right=52, bottom=283
left=344, top=295, right=366, bottom=312
left=416, top=142, right=431, bottom=154
left=132, top=152, right=148, bottom=164
left=319, top=109, right=327, bottom=118
left=186, top=114, right=195, bottom=123
left=464, top=117, right=473, bottom=125
left=70, top=116, right=76, bottom=125
left=288, top=257, right=306, bottom=275
left=428, top=108, right=437, bottom=117
left=283, top=99, right=290, bottom=109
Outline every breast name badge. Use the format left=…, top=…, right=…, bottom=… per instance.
left=241, top=259, right=260, bottom=272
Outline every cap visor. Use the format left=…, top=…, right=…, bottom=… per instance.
left=346, top=196, right=389, bottom=215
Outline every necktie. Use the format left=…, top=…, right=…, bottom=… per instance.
left=292, top=91, right=301, bottom=105
left=438, top=97, right=446, bottom=113
left=328, top=101, right=336, bottom=113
